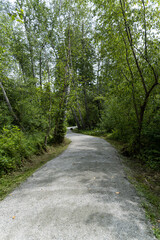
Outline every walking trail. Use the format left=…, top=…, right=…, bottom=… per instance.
left=0, top=129, right=156, bottom=240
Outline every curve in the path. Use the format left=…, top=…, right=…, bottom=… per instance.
left=0, top=130, right=156, bottom=240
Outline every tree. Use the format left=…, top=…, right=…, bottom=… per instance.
left=93, top=0, right=160, bottom=149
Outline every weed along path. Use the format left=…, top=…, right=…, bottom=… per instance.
left=0, top=129, right=156, bottom=240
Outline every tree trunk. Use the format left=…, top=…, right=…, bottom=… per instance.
left=39, top=50, right=42, bottom=86
left=0, top=81, right=24, bottom=130
left=77, top=101, right=85, bottom=129
left=120, top=0, right=159, bottom=149
left=71, top=108, right=81, bottom=129
left=81, top=22, right=90, bottom=129
left=23, top=15, right=35, bottom=80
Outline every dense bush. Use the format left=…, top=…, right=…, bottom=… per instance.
left=100, top=97, right=137, bottom=142
left=0, top=126, right=46, bottom=174
left=52, top=108, right=66, bottom=144
left=100, top=94, right=160, bottom=170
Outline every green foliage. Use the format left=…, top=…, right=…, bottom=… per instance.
left=52, top=106, right=66, bottom=144
left=0, top=126, right=25, bottom=171
left=100, top=96, right=136, bottom=140
left=53, top=122, right=66, bottom=144
left=0, top=126, right=46, bottom=174
left=0, top=103, right=13, bottom=129
left=0, top=0, right=159, bottom=174
left=73, top=128, right=106, bottom=137
left=153, top=228, right=160, bottom=240
left=0, top=138, right=71, bottom=200
left=100, top=92, right=160, bottom=167
left=93, top=0, right=160, bottom=166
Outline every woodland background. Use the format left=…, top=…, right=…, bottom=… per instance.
left=0, top=0, right=160, bottom=174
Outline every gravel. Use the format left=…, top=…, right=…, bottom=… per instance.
left=0, top=129, right=156, bottom=240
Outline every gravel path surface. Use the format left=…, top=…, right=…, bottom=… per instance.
left=0, top=129, right=156, bottom=240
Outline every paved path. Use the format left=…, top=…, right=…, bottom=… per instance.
left=0, top=130, right=156, bottom=240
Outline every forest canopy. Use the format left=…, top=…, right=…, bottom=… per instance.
left=0, top=0, right=160, bottom=173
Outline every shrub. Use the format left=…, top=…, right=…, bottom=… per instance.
left=0, top=125, right=46, bottom=174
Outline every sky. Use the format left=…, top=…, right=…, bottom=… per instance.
left=8, top=0, right=15, bottom=4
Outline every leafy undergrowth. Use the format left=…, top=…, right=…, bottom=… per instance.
left=0, top=126, right=47, bottom=174
left=73, top=128, right=160, bottom=239
left=123, top=158, right=160, bottom=239
left=73, top=128, right=107, bottom=137
left=0, top=138, right=71, bottom=201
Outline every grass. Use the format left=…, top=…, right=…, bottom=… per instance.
left=123, top=159, right=160, bottom=239
left=73, top=128, right=160, bottom=239
left=0, top=138, right=71, bottom=201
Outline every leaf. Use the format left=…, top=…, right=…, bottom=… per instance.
left=11, top=15, right=15, bottom=21
left=19, top=14, right=23, bottom=20
left=16, top=19, right=23, bottom=23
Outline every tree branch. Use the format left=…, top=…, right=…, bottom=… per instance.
left=142, top=0, right=148, bottom=58
left=0, top=81, right=24, bottom=130
left=134, top=46, right=158, bottom=83
left=119, top=0, right=148, bottom=94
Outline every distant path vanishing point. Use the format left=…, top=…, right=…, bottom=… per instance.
left=0, top=129, right=156, bottom=240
